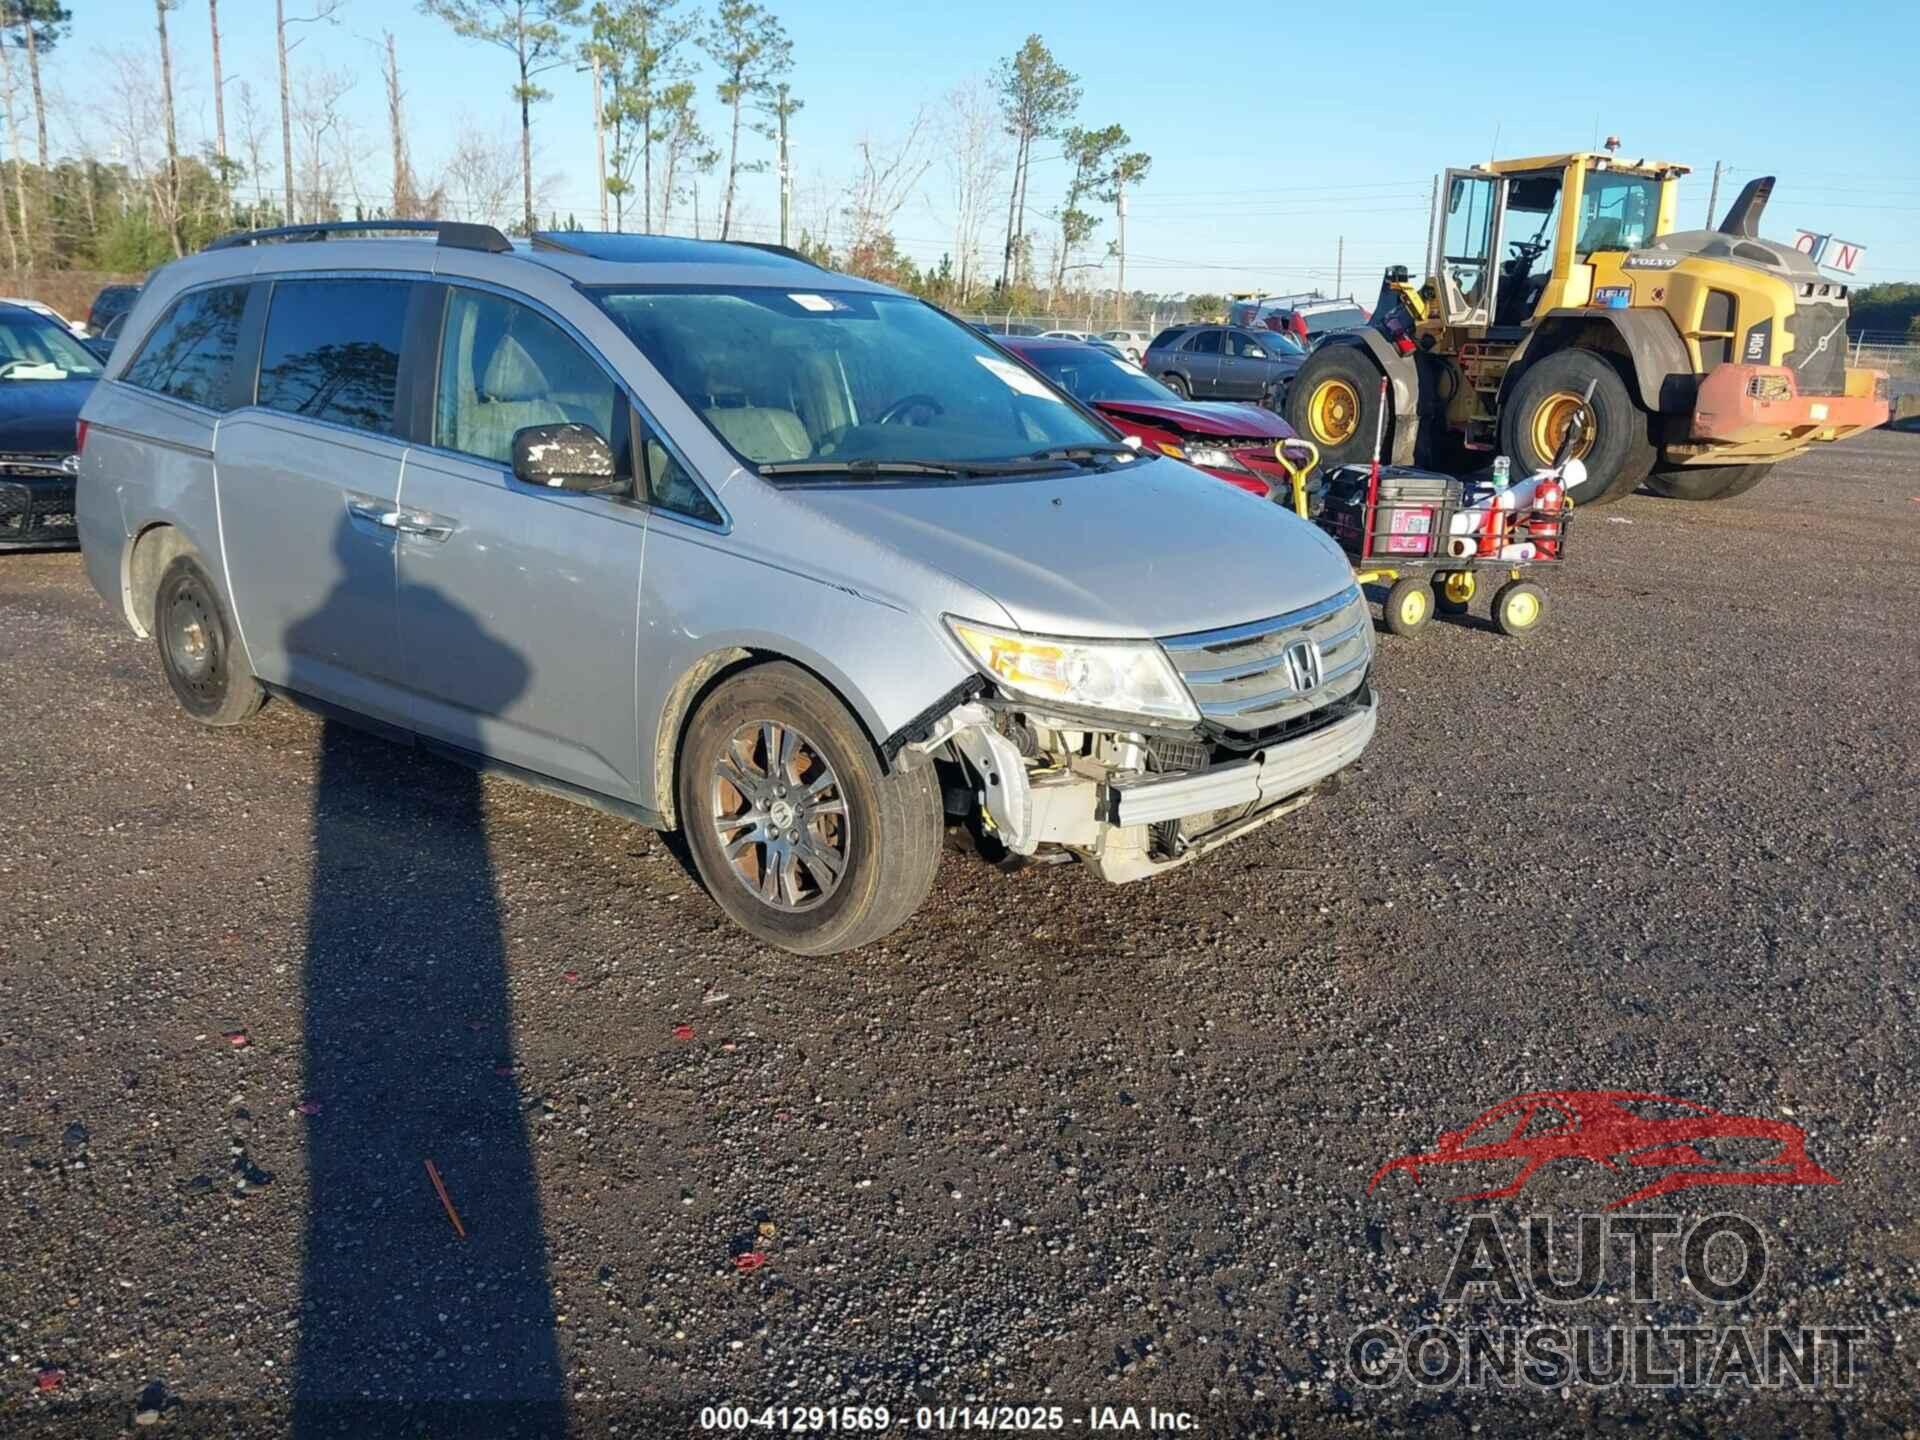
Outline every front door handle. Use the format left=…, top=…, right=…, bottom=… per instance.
left=346, top=496, right=401, bottom=529
left=393, top=513, right=456, bottom=542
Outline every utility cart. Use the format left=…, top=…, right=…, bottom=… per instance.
left=1273, top=389, right=1578, bottom=638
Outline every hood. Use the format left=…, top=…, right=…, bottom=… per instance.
left=1094, top=397, right=1293, bottom=441
left=1630, top=229, right=1824, bottom=286
left=788, top=457, right=1357, bottom=639
left=0, top=377, right=93, bottom=455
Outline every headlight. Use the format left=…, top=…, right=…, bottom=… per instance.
left=946, top=617, right=1199, bottom=723
left=1178, top=443, right=1251, bottom=473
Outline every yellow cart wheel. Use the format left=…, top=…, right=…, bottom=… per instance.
left=1382, top=576, right=1434, bottom=637
left=1432, top=570, right=1476, bottom=616
left=1491, top=580, right=1547, bottom=637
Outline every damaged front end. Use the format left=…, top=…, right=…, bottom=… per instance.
left=894, top=587, right=1378, bottom=883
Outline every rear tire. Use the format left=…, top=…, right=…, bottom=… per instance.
left=1285, top=344, right=1389, bottom=470
left=678, top=662, right=942, bottom=955
left=1647, top=463, right=1772, bottom=501
left=1432, top=570, right=1476, bottom=616
left=1160, top=373, right=1190, bottom=399
left=154, top=554, right=264, bottom=726
left=1501, top=348, right=1655, bottom=506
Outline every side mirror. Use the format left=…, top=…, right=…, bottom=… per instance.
left=512, top=423, right=621, bottom=493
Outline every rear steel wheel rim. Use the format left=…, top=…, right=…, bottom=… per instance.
left=710, top=720, right=851, bottom=913
left=166, top=581, right=224, bottom=700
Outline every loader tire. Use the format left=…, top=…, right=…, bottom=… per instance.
left=1501, top=349, right=1655, bottom=507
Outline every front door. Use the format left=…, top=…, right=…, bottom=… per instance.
left=1432, top=168, right=1506, bottom=328
left=215, top=275, right=415, bottom=726
left=395, top=285, right=646, bottom=801
left=1218, top=330, right=1271, bottom=400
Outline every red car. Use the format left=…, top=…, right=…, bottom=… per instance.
left=997, top=335, right=1305, bottom=502
left=1369, top=1090, right=1839, bottom=1210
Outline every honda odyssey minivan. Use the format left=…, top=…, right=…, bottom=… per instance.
left=77, top=222, right=1376, bottom=953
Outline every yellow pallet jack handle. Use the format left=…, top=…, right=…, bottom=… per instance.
left=1272, top=439, right=1320, bottom=520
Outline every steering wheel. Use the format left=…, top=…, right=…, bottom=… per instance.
left=875, top=393, right=944, bottom=426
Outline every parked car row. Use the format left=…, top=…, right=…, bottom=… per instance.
left=1143, top=322, right=1307, bottom=406
left=69, top=223, right=1377, bottom=956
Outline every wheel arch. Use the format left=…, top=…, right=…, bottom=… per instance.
left=125, top=522, right=202, bottom=637
left=652, top=645, right=901, bottom=830
left=1503, top=309, right=1694, bottom=415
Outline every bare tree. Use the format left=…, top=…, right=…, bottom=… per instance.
left=843, top=108, right=930, bottom=259
left=419, top=0, right=586, bottom=234
left=384, top=32, right=420, bottom=215
left=940, top=77, right=1008, bottom=306
left=276, top=0, right=341, bottom=226
left=153, top=0, right=184, bottom=256
left=290, top=65, right=356, bottom=222
left=235, top=80, right=273, bottom=225
left=435, top=117, right=541, bottom=231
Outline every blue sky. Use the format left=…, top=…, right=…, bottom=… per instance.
left=41, top=0, right=1920, bottom=294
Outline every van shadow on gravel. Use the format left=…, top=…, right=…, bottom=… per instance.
left=287, top=528, right=566, bottom=1438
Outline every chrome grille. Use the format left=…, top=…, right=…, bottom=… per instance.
left=1160, top=587, right=1372, bottom=730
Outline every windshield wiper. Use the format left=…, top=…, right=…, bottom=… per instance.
left=758, top=457, right=1056, bottom=479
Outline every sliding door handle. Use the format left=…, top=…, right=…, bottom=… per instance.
left=345, top=497, right=401, bottom=528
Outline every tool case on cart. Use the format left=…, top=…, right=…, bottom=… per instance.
left=1320, top=466, right=1463, bottom=560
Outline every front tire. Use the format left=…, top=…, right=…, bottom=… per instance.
left=1500, top=349, right=1655, bottom=506
left=678, top=663, right=942, bottom=955
left=154, top=554, right=264, bottom=726
left=1382, top=576, right=1433, bottom=637
left=1285, top=344, right=1388, bottom=469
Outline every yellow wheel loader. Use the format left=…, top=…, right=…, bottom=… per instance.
left=1285, top=150, right=1890, bottom=504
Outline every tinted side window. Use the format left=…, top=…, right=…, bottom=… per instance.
left=123, top=284, right=249, bottom=409
left=435, top=288, right=619, bottom=469
left=1187, top=329, right=1222, bottom=355
left=257, top=278, right=409, bottom=434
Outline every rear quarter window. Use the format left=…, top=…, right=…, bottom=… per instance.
left=257, top=277, right=411, bottom=435
left=122, top=284, right=251, bottom=409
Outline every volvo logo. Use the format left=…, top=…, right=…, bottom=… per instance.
left=1284, top=638, right=1323, bottom=692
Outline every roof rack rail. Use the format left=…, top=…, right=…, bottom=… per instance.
left=205, top=220, right=513, bottom=254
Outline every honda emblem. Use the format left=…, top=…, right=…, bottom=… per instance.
left=1284, top=638, right=1322, bottom=692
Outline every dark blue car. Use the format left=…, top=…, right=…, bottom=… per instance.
left=1143, top=323, right=1306, bottom=408
left=1, top=302, right=104, bottom=550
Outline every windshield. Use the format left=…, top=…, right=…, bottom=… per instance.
left=1019, top=345, right=1185, bottom=406
left=0, top=309, right=102, bottom=380
left=1256, top=330, right=1306, bottom=356
left=592, top=287, right=1115, bottom=473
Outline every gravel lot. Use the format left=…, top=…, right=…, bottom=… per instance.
left=2, top=433, right=1916, bottom=1438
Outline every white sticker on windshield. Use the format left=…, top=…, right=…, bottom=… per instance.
left=788, top=292, right=839, bottom=312
left=975, top=354, right=1062, bottom=401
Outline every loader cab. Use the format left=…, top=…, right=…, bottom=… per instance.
left=1424, top=154, right=1687, bottom=337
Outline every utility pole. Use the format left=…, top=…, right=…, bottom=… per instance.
left=778, top=108, right=792, bottom=249
left=276, top=0, right=295, bottom=225
left=210, top=0, right=228, bottom=175
left=591, top=53, right=607, bottom=232
left=1704, top=160, right=1723, bottom=228
left=155, top=0, right=184, bottom=257
left=1114, top=183, right=1126, bottom=324
left=1335, top=235, right=1343, bottom=297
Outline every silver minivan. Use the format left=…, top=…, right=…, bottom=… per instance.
left=76, top=222, right=1376, bottom=953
